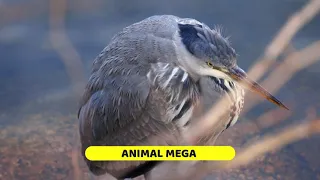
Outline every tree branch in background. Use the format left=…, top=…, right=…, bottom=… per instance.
left=237, top=104, right=294, bottom=136
left=243, top=40, right=320, bottom=114
left=246, top=0, right=320, bottom=82
left=254, top=104, right=293, bottom=129
left=49, top=0, right=86, bottom=96
left=48, top=0, right=84, bottom=179
left=190, top=118, right=320, bottom=180
left=224, top=120, right=320, bottom=169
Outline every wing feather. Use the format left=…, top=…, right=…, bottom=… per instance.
left=78, top=15, right=201, bottom=179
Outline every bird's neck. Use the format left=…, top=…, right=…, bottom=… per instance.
left=209, top=76, right=245, bottom=100
left=173, top=32, right=204, bottom=81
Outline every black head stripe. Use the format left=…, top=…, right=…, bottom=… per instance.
left=178, top=22, right=237, bottom=63
left=178, top=23, right=203, bottom=56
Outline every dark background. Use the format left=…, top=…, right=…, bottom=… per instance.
left=0, top=0, right=319, bottom=179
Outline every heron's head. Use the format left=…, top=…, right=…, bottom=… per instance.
left=177, top=19, right=288, bottom=110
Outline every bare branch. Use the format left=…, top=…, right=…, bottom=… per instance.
left=243, top=40, right=320, bottom=113
left=253, top=104, right=294, bottom=130
left=190, top=118, right=320, bottom=180
left=246, top=0, right=320, bottom=82
left=49, top=0, right=86, bottom=96
left=225, top=119, right=320, bottom=169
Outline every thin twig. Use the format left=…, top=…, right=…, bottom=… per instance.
left=48, top=0, right=84, bottom=178
left=243, top=40, right=320, bottom=113
left=49, top=0, right=86, bottom=96
left=191, top=118, right=320, bottom=180
left=246, top=0, right=320, bottom=82
left=225, top=120, right=320, bottom=168
left=223, top=104, right=294, bottom=140
left=253, top=104, right=293, bottom=130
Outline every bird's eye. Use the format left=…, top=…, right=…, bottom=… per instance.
left=206, top=62, right=213, bottom=68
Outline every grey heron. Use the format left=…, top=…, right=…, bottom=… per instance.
left=78, top=15, right=288, bottom=180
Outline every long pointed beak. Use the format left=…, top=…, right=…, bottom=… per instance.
left=227, top=66, right=289, bottom=110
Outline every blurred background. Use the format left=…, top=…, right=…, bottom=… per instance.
left=0, top=0, right=320, bottom=179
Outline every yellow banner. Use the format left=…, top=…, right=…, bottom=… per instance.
left=85, top=146, right=235, bottom=161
